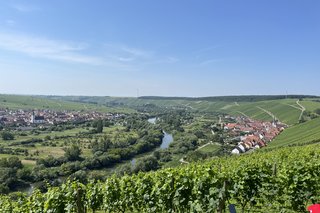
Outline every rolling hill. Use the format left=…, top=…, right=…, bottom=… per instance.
left=44, top=95, right=320, bottom=124
left=0, top=94, right=134, bottom=113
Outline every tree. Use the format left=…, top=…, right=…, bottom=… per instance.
left=17, top=168, right=33, bottom=182
left=91, top=138, right=111, bottom=154
left=44, top=135, right=51, bottom=141
left=1, top=131, right=14, bottom=140
left=185, top=150, right=207, bottom=162
left=0, top=157, right=22, bottom=168
left=92, top=120, right=103, bottom=133
left=96, top=120, right=103, bottom=133
left=314, top=108, right=320, bottom=116
left=64, top=144, right=82, bottom=161
left=7, top=157, right=23, bottom=168
left=132, top=156, right=159, bottom=173
left=194, top=130, right=205, bottom=139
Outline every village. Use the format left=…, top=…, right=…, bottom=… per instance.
left=223, top=116, right=287, bottom=154
left=0, top=108, right=124, bottom=128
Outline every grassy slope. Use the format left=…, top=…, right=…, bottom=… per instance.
left=268, top=116, right=320, bottom=148
left=198, top=144, right=221, bottom=153
left=300, top=99, right=320, bottom=112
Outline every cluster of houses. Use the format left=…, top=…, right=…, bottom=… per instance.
left=223, top=116, right=287, bottom=154
left=0, top=109, right=124, bottom=127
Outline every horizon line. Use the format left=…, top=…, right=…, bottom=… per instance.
left=0, top=93, right=319, bottom=99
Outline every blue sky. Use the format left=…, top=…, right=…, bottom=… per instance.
left=0, top=0, right=319, bottom=97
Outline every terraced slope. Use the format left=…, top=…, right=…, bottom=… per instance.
left=300, top=99, right=320, bottom=112
left=223, top=99, right=303, bottom=125
left=268, top=116, right=320, bottom=147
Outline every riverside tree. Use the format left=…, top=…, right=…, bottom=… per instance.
left=1, top=131, right=14, bottom=140
left=64, top=144, right=82, bottom=161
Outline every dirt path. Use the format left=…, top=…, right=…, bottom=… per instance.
left=237, top=111, right=249, bottom=117
left=211, top=130, right=215, bottom=135
left=296, top=100, right=306, bottom=121
left=287, top=104, right=302, bottom=111
left=287, top=100, right=305, bottom=121
left=196, top=141, right=214, bottom=150
left=184, top=103, right=194, bottom=110
left=256, top=106, right=279, bottom=121
left=179, top=157, right=189, bottom=164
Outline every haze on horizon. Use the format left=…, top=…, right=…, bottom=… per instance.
left=0, top=0, right=319, bottom=97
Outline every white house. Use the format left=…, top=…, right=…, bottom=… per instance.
left=31, top=113, right=45, bottom=124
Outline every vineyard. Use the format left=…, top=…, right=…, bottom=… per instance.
left=269, top=117, right=320, bottom=148
left=1, top=144, right=320, bottom=212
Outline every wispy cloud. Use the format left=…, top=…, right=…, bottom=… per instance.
left=121, top=46, right=153, bottom=58
left=199, top=58, right=223, bottom=66
left=0, top=31, right=179, bottom=69
left=103, top=43, right=178, bottom=66
left=144, top=56, right=179, bottom=65
left=0, top=32, right=103, bottom=65
left=165, top=57, right=179, bottom=63
left=5, top=20, right=16, bottom=26
left=194, top=45, right=220, bottom=54
left=192, top=45, right=226, bottom=66
left=11, top=3, right=40, bottom=12
left=103, top=43, right=153, bottom=61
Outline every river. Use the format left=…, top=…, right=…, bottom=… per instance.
left=160, top=131, right=173, bottom=149
left=130, top=118, right=173, bottom=166
left=147, top=117, right=174, bottom=149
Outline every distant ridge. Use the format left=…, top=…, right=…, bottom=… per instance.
left=138, top=95, right=319, bottom=102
